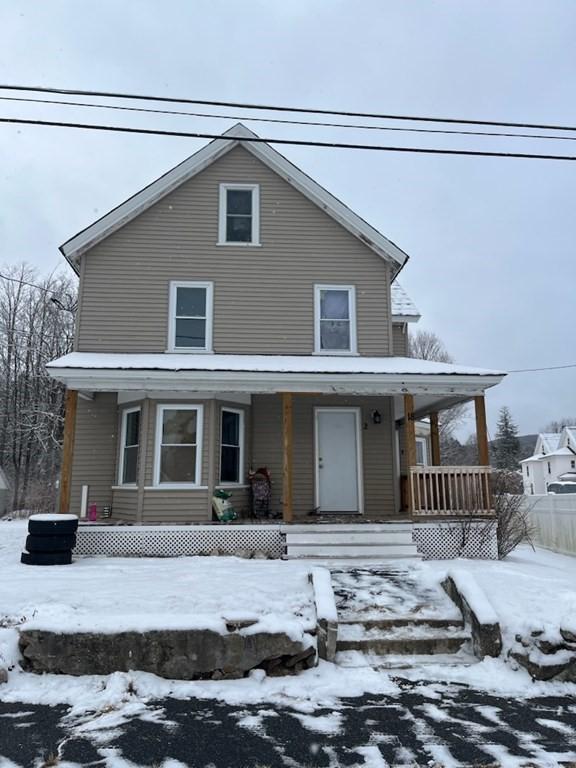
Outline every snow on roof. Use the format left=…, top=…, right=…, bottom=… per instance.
left=539, top=432, right=561, bottom=453
left=47, top=352, right=505, bottom=377
left=520, top=454, right=545, bottom=463
left=543, top=447, right=576, bottom=458
left=391, top=282, right=420, bottom=321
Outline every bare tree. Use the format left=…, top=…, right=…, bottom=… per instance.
left=408, top=328, right=468, bottom=447
left=492, top=471, right=537, bottom=559
left=0, top=263, right=77, bottom=512
left=541, top=417, right=576, bottom=433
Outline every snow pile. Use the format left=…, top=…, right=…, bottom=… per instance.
left=311, top=567, right=338, bottom=623
left=0, top=520, right=314, bottom=669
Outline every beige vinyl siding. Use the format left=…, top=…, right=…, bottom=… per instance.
left=70, top=393, right=117, bottom=515
left=392, top=323, right=408, bottom=356
left=111, top=488, right=138, bottom=521
left=251, top=394, right=397, bottom=518
left=77, top=145, right=392, bottom=356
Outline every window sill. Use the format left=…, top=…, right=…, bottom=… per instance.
left=144, top=485, right=209, bottom=491
left=216, top=483, right=250, bottom=489
left=165, top=349, right=214, bottom=354
left=111, top=485, right=138, bottom=491
left=312, top=350, right=359, bottom=356
left=216, top=241, right=261, bottom=247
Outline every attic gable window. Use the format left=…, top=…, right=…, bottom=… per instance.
left=168, top=281, right=213, bottom=352
left=314, top=285, right=357, bottom=355
left=218, top=184, right=260, bottom=245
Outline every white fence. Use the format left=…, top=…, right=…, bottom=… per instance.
left=526, top=494, right=576, bottom=556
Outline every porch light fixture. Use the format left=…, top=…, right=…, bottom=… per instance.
left=371, top=410, right=382, bottom=425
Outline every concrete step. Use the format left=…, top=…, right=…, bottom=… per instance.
left=286, top=531, right=414, bottom=545
left=339, top=617, right=464, bottom=631
left=336, top=650, right=479, bottom=669
left=336, top=624, right=470, bottom=655
left=282, top=523, right=412, bottom=533
left=287, top=544, right=420, bottom=559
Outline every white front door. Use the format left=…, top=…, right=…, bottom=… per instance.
left=315, top=408, right=362, bottom=513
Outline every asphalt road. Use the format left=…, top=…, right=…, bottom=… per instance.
left=1, top=681, right=576, bottom=767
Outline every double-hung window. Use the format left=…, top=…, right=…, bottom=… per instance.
left=415, top=437, right=428, bottom=466
left=218, top=184, right=260, bottom=245
left=154, top=405, right=203, bottom=487
left=169, top=281, right=213, bottom=352
left=314, top=285, right=357, bottom=354
left=220, top=408, right=244, bottom=484
left=119, top=407, right=141, bottom=485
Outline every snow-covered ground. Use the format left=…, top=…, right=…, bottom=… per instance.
left=0, top=519, right=576, bottom=718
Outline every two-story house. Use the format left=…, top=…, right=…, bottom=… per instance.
left=521, top=427, right=576, bottom=494
left=47, top=124, right=505, bottom=528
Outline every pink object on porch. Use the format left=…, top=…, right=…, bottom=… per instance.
left=88, top=504, right=98, bottom=522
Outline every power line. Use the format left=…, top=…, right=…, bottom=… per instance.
left=509, top=363, right=576, bottom=373
left=3, top=95, right=576, bottom=143
left=3, top=116, right=576, bottom=161
left=2, top=83, right=576, bottom=133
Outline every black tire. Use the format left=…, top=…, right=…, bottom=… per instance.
left=28, top=518, right=78, bottom=536
left=21, top=550, right=73, bottom=566
left=25, top=534, right=76, bottom=553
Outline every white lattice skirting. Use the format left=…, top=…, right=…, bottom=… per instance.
left=413, top=521, right=498, bottom=560
left=74, top=525, right=284, bottom=558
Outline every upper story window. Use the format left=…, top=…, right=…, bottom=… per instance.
left=169, top=281, right=213, bottom=352
left=218, top=184, right=260, bottom=245
left=314, top=285, right=357, bottom=354
left=548, top=461, right=551, bottom=474
left=118, top=407, right=140, bottom=485
left=526, top=465, right=529, bottom=477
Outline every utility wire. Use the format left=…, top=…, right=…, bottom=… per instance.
left=2, top=83, right=576, bottom=133
left=3, top=95, right=576, bottom=143
left=508, top=363, right=576, bottom=373
left=3, top=116, right=576, bottom=161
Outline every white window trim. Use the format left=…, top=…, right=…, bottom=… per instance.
left=415, top=436, right=428, bottom=466
left=313, top=284, right=357, bottom=355
left=217, top=183, right=260, bottom=246
left=219, top=407, right=245, bottom=486
left=118, top=406, right=141, bottom=486
left=168, top=281, right=214, bottom=353
left=153, top=404, right=204, bottom=489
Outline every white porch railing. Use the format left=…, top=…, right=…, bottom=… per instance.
left=409, top=466, right=493, bottom=516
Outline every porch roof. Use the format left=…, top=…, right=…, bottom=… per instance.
left=47, top=352, right=505, bottom=397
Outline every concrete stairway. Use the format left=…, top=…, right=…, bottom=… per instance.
left=337, top=616, right=470, bottom=656
left=282, top=522, right=419, bottom=559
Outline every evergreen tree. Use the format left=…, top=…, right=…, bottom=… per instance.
left=494, top=406, right=520, bottom=470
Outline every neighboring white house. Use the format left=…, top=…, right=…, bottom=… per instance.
left=521, top=427, right=576, bottom=494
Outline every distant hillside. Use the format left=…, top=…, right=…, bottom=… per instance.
left=489, top=433, right=538, bottom=463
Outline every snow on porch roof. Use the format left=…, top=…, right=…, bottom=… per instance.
left=47, top=352, right=505, bottom=397
left=48, top=352, right=504, bottom=377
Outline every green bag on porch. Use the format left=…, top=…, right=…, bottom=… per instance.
left=212, top=489, right=238, bottom=523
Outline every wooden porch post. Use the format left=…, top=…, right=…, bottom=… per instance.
left=404, top=394, right=416, bottom=514
left=430, top=412, right=441, bottom=466
left=282, top=392, right=293, bottom=522
left=59, top=389, right=78, bottom=514
left=474, top=395, right=490, bottom=466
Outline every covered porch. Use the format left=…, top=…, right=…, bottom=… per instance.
left=48, top=352, right=505, bottom=525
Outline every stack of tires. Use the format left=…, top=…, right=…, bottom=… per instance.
left=21, top=514, right=78, bottom=566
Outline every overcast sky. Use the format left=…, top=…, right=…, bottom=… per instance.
left=1, top=0, right=575, bottom=439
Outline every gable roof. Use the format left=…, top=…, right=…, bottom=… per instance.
left=391, top=282, right=420, bottom=322
left=536, top=432, right=561, bottom=455
left=60, top=123, right=409, bottom=276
